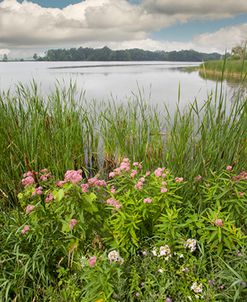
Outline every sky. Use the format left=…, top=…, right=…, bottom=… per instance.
left=0, top=0, right=247, bottom=58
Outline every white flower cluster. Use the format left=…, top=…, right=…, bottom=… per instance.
left=191, top=282, right=203, bottom=294
left=108, top=250, right=124, bottom=264
left=185, top=239, right=197, bottom=252
left=152, top=245, right=172, bottom=260
left=159, top=245, right=172, bottom=260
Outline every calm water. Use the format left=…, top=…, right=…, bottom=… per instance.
left=0, top=61, right=239, bottom=110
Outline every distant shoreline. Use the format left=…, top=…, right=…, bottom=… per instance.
left=49, top=62, right=199, bottom=70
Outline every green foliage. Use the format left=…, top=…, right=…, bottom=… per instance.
left=37, top=46, right=221, bottom=62
left=1, top=162, right=247, bottom=301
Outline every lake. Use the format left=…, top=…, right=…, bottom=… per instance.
left=0, top=61, right=241, bottom=111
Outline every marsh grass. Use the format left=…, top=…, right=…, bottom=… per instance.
left=0, top=81, right=246, bottom=205
left=199, top=59, right=247, bottom=80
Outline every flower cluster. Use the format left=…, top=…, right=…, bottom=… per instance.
left=191, top=282, right=203, bottom=294
left=144, top=197, right=152, bottom=204
left=109, top=158, right=131, bottom=178
left=154, top=167, right=165, bottom=177
left=135, top=177, right=145, bottom=190
left=22, top=171, right=35, bottom=187
left=64, top=170, right=82, bottom=184
left=152, top=245, right=172, bottom=259
left=185, top=239, right=197, bottom=252
left=32, top=186, right=43, bottom=196
left=40, top=169, right=52, bottom=181
left=175, top=177, right=184, bottom=183
left=159, top=245, right=172, bottom=260
left=108, top=250, right=124, bottom=264
left=233, top=171, right=247, bottom=181
left=106, top=198, right=121, bottom=210
left=21, top=225, right=30, bottom=235
left=45, top=193, right=54, bottom=203
left=25, top=204, right=35, bottom=214
left=69, top=218, right=78, bottom=230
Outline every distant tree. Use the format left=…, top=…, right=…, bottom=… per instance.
left=38, top=46, right=221, bottom=62
left=3, top=54, right=8, bottom=62
left=231, top=41, right=247, bottom=60
left=33, top=53, right=38, bottom=61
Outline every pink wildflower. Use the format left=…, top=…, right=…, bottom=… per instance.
left=214, top=219, right=224, bottom=227
left=145, top=171, right=151, bottom=177
left=45, top=193, right=54, bottom=203
left=64, top=170, right=82, bottom=184
left=133, top=162, right=142, bottom=169
left=161, top=187, right=168, bottom=193
left=239, top=192, right=245, bottom=197
left=56, top=180, right=66, bottom=187
left=69, top=219, right=78, bottom=230
left=110, top=186, right=116, bottom=194
left=233, top=171, right=247, bottom=181
left=21, top=225, right=30, bottom=235
left=154, top=167, right=164, bottom=177
left=40, top=172, right=52, bottom=181
left=88, top=256, right=97, bottom=267
left=195, top=175, right=203, bottom=182
left=130, top=170, right=138, bottom=178
left=25, top=204, right=35, bottom=214
left=40, top=168, right=48, bottom=173
left=144, top=198, right=152, bottom=204
left=175, top=177, right=184, bottom=183
left=40, top=175, right=47, bottom=181
left=22, top=176, right=35, bottom=187
left=226, top=165, right=233, bottom=171
left=135, top=181, right=143, bottom=190
left=32, top=186, right=43, bottom=196
left=81, top=183, right=89, bottom=193
left=106, top=198, right=121, bottom=209
left=109, top=172, right=115, bottom=178
left=23, top=171, right=34, bottom=178
left=119, top=160, right=130, bottom=172
left=97, top=180, right=107, bottom=187
left=87, top=177, right=98, bottom=186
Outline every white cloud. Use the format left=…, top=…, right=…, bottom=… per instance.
left=0, top=48, right=10, bottom=56
left=194, top=23, right=247, bottom=52
left=0, top=0, right=247, bottom=57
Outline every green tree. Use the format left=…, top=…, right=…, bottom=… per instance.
left=3, top=54, right=8, bottom=62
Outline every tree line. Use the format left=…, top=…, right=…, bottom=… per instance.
left=33, top=46, right=221, bottom=62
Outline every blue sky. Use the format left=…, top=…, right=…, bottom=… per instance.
left=1, top=0, right=247, bottom=58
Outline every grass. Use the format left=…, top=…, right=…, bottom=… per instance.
left=0, top=81, right=246, bottom=206
left=199, top=59, right=247, bottom=80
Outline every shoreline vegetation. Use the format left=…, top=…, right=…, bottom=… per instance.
left=199, top=59, right=247, bottom=81
left=0, top=83, right=246, bottom=205
left=1, top=82, right=247, bottom=301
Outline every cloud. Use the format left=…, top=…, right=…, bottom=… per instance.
left=143, top=0, right=247, bottom=19
left=0, top=0, right=158, bottom=47
left=194, top=23, right=247, bottom=52
left=1, top=0, right=247, bottom=57
left=0, top=48, right=10, bottom=56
